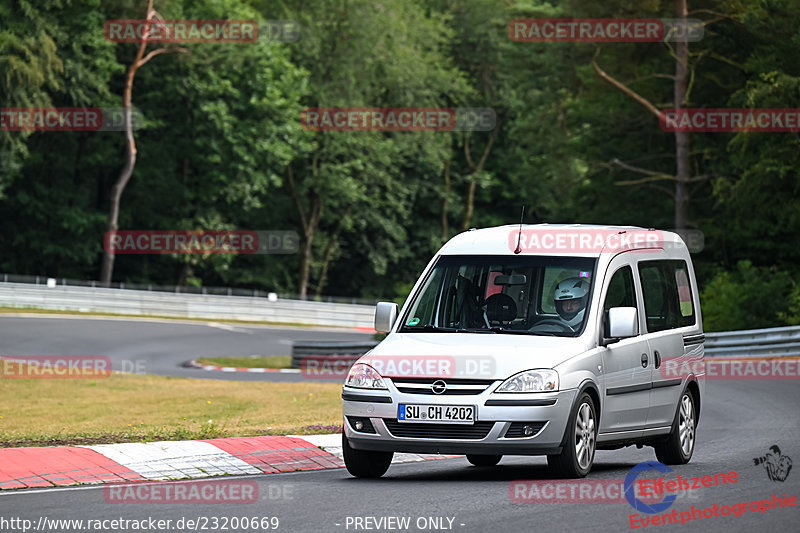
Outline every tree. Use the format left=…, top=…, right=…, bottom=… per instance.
left=587, top=0, right=724, bottom=229
left=0, top=0, right=65, bottom=191
left=104, top=0, right=310, bottom=288
left=99, top=0, right=185, bottom=285
left=0, top=0, right=121, bottom=276
left=278, top=0, right=470, bottom=298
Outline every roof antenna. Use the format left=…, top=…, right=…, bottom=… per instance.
left=513, top=205, right=525, bottom=254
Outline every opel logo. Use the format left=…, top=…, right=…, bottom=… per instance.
left=431, top=380, right=447, bottom=395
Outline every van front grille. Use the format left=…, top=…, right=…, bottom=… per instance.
left=390, top=378, right=496, bottom=396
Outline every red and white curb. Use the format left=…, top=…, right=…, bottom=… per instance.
left=186, top=360, right=300, bottom=373
left=0, top=436, right=339, bottom=490
left=0, top=434, right=455, bottom=490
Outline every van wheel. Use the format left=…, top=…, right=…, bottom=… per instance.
left=466, top=454, right=502, bottom=467
left=342, top=433, right=393, bottom=478
left=654, top=391, right=696, bottom=464
left=547, top=393, right=596, bottom=478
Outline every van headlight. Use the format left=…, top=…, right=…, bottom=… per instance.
left=495, top=369, right=559, bottom=393
left=344, top=363, right=387, bottom=389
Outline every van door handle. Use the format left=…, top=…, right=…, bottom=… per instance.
left=641, top=353, right=648, bottom=368
left=654, top=350, right=661, bottom=369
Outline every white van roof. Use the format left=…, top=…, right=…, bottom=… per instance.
left=438, top=224, right=686, bottom=257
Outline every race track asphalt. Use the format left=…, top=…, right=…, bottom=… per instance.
left=0, top=315, right=373, bottom=382
left=0, top=316, right=797, bottom=532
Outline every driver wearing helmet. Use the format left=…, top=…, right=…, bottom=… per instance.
left=554, top=277, right=590, bottom=329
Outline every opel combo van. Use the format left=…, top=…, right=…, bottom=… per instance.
left=342, top=225, right=705, bottom=478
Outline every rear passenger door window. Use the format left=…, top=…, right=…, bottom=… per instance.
left=638, top=260, right=696, bottom=332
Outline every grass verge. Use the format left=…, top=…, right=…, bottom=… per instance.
left=0, top=373, right=342, bottom=448
left=195, top=356, right=292, bottom=369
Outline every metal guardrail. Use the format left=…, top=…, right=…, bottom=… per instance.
left=285, top=326, right=800, bottom=370
left=287, top=327, right=800, bottom=366
left=705, top=325, right=800, bottom=357
left=0, top=273, right=378, bottom=305
left=0, top=282, right=375, bottom=328
left=1, top=278, right=798, bottom=353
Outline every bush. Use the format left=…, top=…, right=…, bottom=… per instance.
left=700, top=261, right=795, bottom=332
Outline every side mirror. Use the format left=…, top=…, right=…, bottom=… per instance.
left=374, top=302, right=399, bottom=333
left=602, top=307, right=638, bottom=345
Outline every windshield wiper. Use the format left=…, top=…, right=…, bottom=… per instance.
left=401, top=325, right=459, bottom=333
left=486, top=327, right=535, bottom=335
left=528, top=330, right=571, bottom=337
left=402, top=325, right=496, bottom=333
left=403, top=324, right=571, bottom=336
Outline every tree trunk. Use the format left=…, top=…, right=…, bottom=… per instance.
left=673, top=0, right=691, bottom=230
left=442, top=158, right=450, bottom=241
left=99, top=98, right=137, bottom=286
left=460, top=130, right=497, bottom=231
left=176, top=262, right=191, bottom=287
left=298, top=226, right=314, bottom=299
left=296, top=195, right=320, bottom=301
left=315, top=204, right=352, bottom=299
left=100, top=0, right=182, bottom=285
left=462, top=176, right=477, bottom=231
left=287, top=160, right=322, bottom=300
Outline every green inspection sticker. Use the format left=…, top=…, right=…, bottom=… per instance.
left=408, top=318, right=420, bottom=326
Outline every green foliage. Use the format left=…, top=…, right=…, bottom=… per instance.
left=700, top=261, right=795, bottom=332
left=0, top=0, right=797, bottom=331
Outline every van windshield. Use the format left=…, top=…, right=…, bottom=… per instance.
left=399, top=255, right=596, bottom=337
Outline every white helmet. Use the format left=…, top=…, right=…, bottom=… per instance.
left=554, top=277, right=589, bottom=327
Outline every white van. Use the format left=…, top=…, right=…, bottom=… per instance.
left=342, top=225, right=705, bottom=478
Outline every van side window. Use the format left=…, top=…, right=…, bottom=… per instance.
left=602, top=266, right=636, bottom=337
left=638, top=260, right=696, bottom=332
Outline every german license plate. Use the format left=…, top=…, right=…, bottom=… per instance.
left=398, top=404, right=475, bottom=424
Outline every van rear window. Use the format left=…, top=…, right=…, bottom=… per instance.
left=638, top=260, right=696, bottom=332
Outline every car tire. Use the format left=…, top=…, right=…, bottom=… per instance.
left=547, top=392, right=597, bottom=478
left=654, top=390, right=696, bottom=465
left=466, top=454, right=502, bottom=467
left=342, top=433, right=393, bottom=478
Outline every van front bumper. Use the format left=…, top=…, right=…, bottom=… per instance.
left=342, top=385, right=577, bottom=456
